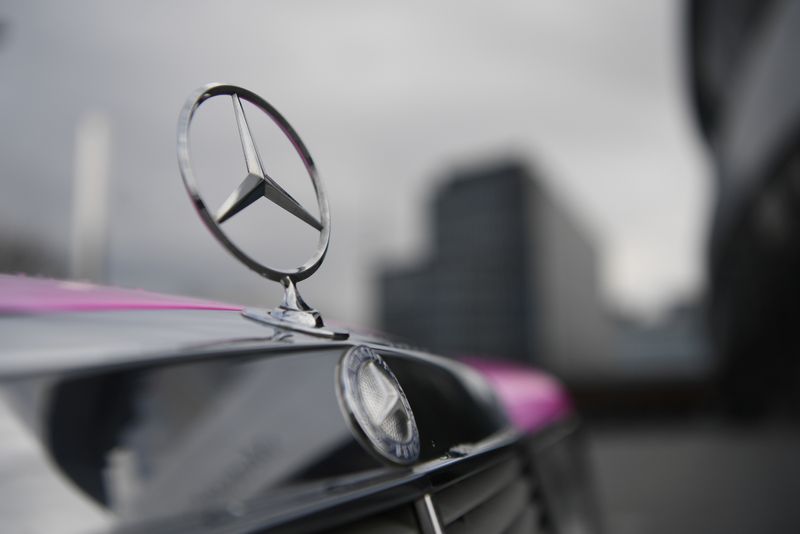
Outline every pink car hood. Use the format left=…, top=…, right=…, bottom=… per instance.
left=0, top=275, right=241, bottom=314
left=461, top=357, right=573, bottom=433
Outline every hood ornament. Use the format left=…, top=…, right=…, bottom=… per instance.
left=177, top=83, right=347, bottom=339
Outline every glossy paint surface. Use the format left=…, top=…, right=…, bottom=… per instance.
left=0, top=275, right=579, bottom=532
left=0, top=275, right=573, bottom=437
left=0, top=343, right=513, bottom=533
left=0, top=275, right=241, bottom=314
left=462, top=357, right=573, bottom=433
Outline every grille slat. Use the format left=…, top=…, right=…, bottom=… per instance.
left=436, top=455, right=522, bottom=525
left=322, top=504, right=419, bottom=534
left=445, top=478, right=531, bottom=534
left=503, top=503, right=539, bottom=534
left=315, top=447, right=547, bottom=534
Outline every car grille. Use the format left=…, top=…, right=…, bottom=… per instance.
left=324, top=504, right=420, bottom=534
left=322, top=450, right=544, bottom=534
left=433, top=454, right=541, bottom=534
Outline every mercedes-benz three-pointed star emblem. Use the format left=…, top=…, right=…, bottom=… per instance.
left=337, top=346, right=420, bottom=465
left=215, top=94, right=322, bottom=231
left=177, top=83, right=346, bottom=339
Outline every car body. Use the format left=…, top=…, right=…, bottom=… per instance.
left=0, top=274, right=594, bottom=533
left=0, top=80, right=596, bottom=533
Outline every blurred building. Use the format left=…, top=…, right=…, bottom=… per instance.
left=690, top=0, right=800, bottom=417
left=379, top=160, right=613, bottom=378
left=614, top=298, right=711, bottom=381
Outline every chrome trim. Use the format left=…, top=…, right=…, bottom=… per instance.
left=177, top=83, right=346, bottom=339
left=415, top=494, right=444, bottom=534
left=241, top=278, right=347, bottom=339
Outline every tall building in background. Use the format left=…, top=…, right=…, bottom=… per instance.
left=70, top=111, right=111, bottom=283
left=379, top=160, right=613, bottom=379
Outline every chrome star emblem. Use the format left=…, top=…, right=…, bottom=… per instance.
left=337, top=346, right=420, bottom=465
left=177, top=83, right=345, bottom=339
left=215, top=93, right=323, bottom=231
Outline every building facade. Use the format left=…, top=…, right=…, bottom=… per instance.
left=380, top=160, right=613, bottom=378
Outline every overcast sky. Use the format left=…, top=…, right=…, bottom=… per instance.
left=0, top=1, right=710, bottom=327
